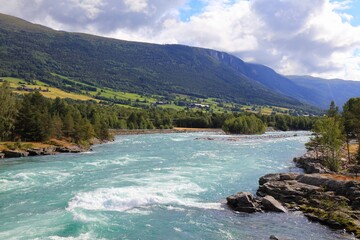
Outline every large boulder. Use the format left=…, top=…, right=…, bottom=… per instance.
left=259, top=173, right=299, bottom=185
left=226, top=192, right=261, bottom=213
left=261, top=195, right=287, bottom=213
left=257, top=174, right=320, bottom=204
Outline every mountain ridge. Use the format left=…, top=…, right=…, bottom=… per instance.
left=1, top=12, right=358, bottom=111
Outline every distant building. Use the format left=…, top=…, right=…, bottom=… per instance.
left=17, top=86, right=34, bottom=92
left=191, top=103, right=210, bottom=109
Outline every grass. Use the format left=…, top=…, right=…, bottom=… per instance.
left=3, top=77, right=96, bottom=101
left=299, top=196, right=360, bottom=237
left=0, top=141, right=52, bottom=151
left=349, top=143, right=359, bottom=155
left=0, top=138, right=79, bottom=152
left=2, top=76, right=293, bottom=114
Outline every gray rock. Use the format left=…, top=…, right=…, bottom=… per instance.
left=0, top=153, right=4, bottom=158
left=293, top=156, right=332, bottom=174
left=3, top=150, right=29, bottom=158
left=269, top=235, right=279, bottom=240
left=261, top=195, right=287, bottom=213
left=27, top=148, right=43, bottom=156
left=226, top=192, right=261, bottom=213
left=42, top=147, right=56, bottom=155
left=55, top=146, right=83, bottom=153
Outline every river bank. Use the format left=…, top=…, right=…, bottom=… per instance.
left=110, top=127, right=225, bottom=135
left=0, top=138, right=109, bottom=159
left=227, top=150, right=360, bottom=238
left=0, top=128, right=225, bottom=159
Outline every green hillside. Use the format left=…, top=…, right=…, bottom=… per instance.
left=0, top=13, right=316, bottom=112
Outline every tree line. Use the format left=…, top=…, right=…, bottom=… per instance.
left=0, top=81, right=318, bottom=145
left=306, top=100, right=360, bottom=172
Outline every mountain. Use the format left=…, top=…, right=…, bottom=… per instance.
left=287, top=76, right=360, bottom=109
left=0, top=13, right=317, bottom=111
left=215, top=56, right=360, bottom=110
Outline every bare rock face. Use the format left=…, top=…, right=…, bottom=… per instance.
left=27, top=148, right=43, bottom=156
left=226, top=192, right=261, bottom=213
left=55, top=146, right=83, bottom=153
left=261, top=195, right=287, bottom=213
left=226, top=191, right=288, bottom=213
left=3, top=150, right=29, bottom=158
left=228, top=172, right=360, bottom=237
left=293, top=156, right=332, bottom=174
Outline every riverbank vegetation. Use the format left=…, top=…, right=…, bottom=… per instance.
left=306, top=99, right=360, bottom=173
left=0, top=81, right=317, bottom=144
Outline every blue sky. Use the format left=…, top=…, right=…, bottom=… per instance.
left=182, top=0, right=360, bottom=26
left=180, top=0, right=206, bottom=21
left=332, top=0, right=360, bottom=26
left=347, top=1, right=360, bottom=25
left=0, top=0, right=359, bottom=80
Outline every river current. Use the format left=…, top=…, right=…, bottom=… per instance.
left=0, top=131, right=354, bottom=239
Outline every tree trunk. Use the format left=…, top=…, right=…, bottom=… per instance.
left=346, top=136, right=351, bottom=163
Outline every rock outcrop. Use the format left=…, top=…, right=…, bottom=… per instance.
left=227, top=172, right=360, bottom=237
left=55, top=146, right=83, bottom=153
left=0, top=146, right=87, bottom=159
left=293, top=155, right=332, bottom=174
left=226, top=192, right=262, bottom=213
left=261, top=195, right=288, bottom=213
left=226, top=192, right=287, bottom=213
left=3, top=150, right=29, bottom=158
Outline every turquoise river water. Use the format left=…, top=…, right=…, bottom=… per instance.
left=0, top=131, right=355, bottom=239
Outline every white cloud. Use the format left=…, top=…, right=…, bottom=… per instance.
left=123, top=0, right=148, bottom=13
left=0, top=0, right=359, bottom=80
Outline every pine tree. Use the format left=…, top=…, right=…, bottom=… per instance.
left=0, top=82, right=18, bottom=141
left=15, top=92, right=51, bottom=141
left=62, top=111, right=74, bottom=138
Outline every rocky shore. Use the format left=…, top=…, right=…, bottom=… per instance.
left=111, top=128, right=225, bottom=135
left=0, top=145, right=87, bottom=159
left=0, top=137, right=114, bottom=159
left=227, top=155, right=360, bottom=238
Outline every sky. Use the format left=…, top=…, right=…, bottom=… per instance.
left=0, top=0, right=360, bottom=80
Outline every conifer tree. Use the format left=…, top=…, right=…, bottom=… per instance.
left=0, top=82, right=17, bottom=141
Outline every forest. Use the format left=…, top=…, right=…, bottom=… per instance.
left=0, top=13, right=319, bottom=112
left=0, top=81, right=317, bottom=145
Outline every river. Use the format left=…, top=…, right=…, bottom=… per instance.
left=0, top=131, right=354, bottom=239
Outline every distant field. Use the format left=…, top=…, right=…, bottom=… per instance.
left=3, top=77, right=95, bottom=101
left=1, top=76, right=292, bottom=114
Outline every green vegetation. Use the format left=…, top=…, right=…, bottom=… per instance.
left=3, top=75, right=311, bottom=116
left=307, top=99, right=360, bottom=172
left=0, top=81, right=17, bottom=140
left=222, top=115, right=266, bottom=134
left=0, top=81, right=318, bottom=145
left=0, top=13, right=319, bottom=113
left=299, top=197, right=360, bottom=237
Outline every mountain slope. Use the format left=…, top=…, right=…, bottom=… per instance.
left=288, top=76, right=360, bottom=109
left=0, top=13, right=312, bottom=110
left=216, top=56, right=360, bottom=110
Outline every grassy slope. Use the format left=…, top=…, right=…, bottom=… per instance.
left=4, top=77, right=95, bottom=101
left=2, top=76, right=291, bottom=114
left=0, top=13, right=312, bottom=112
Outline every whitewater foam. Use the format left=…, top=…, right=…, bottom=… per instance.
left=67, top=181, right=223, bottom=216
